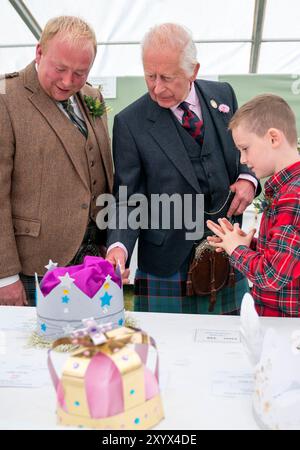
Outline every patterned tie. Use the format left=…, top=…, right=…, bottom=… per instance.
left=179, top=101, right=204, bottom=146
left=60, top=99, right=88, bottom=138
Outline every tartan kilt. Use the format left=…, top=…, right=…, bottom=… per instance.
left=134, top=267, right=249, bottom=315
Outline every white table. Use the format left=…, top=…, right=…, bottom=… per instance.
left=0, top=306, right=298, bottom=430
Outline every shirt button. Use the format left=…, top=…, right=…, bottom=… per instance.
left=81, top=203, right=89, bottom=210
left=89, top=146, right=93, bottom=152
left=92, top=195, right=96, bottom=201
left=25, top=228, right=30, bottom=234
left=90, top=161, right=95, bottom=167
left=93, top=180, right=97, bottom=185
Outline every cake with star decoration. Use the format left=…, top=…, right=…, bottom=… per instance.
left=35, top=256, right=125, bottom=340
left=48, top=320, right=164, bottom=429
left=240, top=293, right=300, bottom=430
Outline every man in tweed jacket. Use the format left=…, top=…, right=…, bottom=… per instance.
left=0, top=16, right=113, bottom=305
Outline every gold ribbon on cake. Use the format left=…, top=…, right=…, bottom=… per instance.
left=48, top=320, right=164, bottom=429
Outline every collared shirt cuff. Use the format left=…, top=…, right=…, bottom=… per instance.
left=0, top=274, right=20, bottom=288
left=237, top=174, right=258, bottom=191
left=107, top=242, right=128, bottom=262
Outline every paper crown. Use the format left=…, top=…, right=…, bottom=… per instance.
left=253, top=328, right=300, bottom=430
left=48, top=320, right=164, bottom=429
left=36, top=256, right=125, bottom=340
left=240, top=293, right=300, bottom=430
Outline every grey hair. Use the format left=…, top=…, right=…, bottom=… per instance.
left=141, top=23, right=198, bottom=76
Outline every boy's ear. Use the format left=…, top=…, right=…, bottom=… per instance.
left=267, top=128, right=282, bottom=147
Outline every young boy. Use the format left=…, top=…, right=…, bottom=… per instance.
left=207, top=94, right=300, bottom=317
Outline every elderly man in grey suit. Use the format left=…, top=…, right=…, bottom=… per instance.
left=107, top=23, right=259, bottom=314
left=0, top=16, right=113, bottom=306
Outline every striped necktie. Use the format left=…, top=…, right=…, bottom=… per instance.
left=179, top=101, right=204, bottom=146
left=60, top=99, right=88, bottom=138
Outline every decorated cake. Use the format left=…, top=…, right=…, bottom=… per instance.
left=252, top=328, right=300, bottom=430
left=35, top=256, right=124, bottom=340
left=48, top=321, right=164, bottom=429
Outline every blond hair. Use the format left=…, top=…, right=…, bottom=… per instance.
left=142, top=23, right=198, bottom=76
left=39, top=16, right=97, bottom=57
left=229, top=94, right=297, bottom=146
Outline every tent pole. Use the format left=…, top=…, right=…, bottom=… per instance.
left=249, top=0, right=267, bottom=73
left=8, top=0, right=42, bottom=41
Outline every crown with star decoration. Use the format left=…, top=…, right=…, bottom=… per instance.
left=240, top=293, right=300, bottom=430
left=35, top=256, right=125, bottom=340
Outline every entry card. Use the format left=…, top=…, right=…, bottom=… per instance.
left=195, top=329, right=241, bottom=344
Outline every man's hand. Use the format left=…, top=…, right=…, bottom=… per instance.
left=0, top=280, right=28, bottom=306
left=207, top=218, right=256, bottom=256
left=106, top=247, right=130, bottom=284
left=227, top=179, right=256, bottom=217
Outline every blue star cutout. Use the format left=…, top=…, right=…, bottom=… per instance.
left=118, top=318, right=124, bottom=326
left=100, top=292, right=112, bottom=307
left=61, top=296, right=70, bottom=304
left=41, top=323, right=47, bottom=332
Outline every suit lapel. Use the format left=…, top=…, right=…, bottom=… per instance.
left=24, top=62, right=89, bottom=190
left=195, top=80, right=237, bottom=169
left=30, top=93, right=90, bottom=190
left=147, top=100, right=201, bottom=193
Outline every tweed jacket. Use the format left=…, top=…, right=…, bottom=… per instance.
left=0, top=62, right=113, bottom=277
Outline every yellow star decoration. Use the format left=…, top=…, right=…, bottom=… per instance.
left=104, top=283, right=110, bottom=290
left=63, top=289, right=69, bottom=295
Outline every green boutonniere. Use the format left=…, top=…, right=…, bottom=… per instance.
left=84, top=95, right=111, bottom=119
left=253, top=194, right=273, bottom=214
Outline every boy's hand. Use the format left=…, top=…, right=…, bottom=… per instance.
left=207, top=218, right=256, bottom=256
left=207, top=218, right=247, bottom=252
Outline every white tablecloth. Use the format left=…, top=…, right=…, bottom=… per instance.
left=0, top=306, right=298, bottom=430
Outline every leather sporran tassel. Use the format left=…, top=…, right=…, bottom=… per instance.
left=186, top=261, right=196, bottom=296
left=186, top=239, right=235, bottom=312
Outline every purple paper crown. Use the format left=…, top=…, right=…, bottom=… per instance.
left=35, top=256, right=124, bottom=339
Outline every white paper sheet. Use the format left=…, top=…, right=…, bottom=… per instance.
left=211, top=370, right=254, bottom=397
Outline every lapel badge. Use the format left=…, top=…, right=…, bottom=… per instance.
left=210, top=99, right=218, bottom=109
